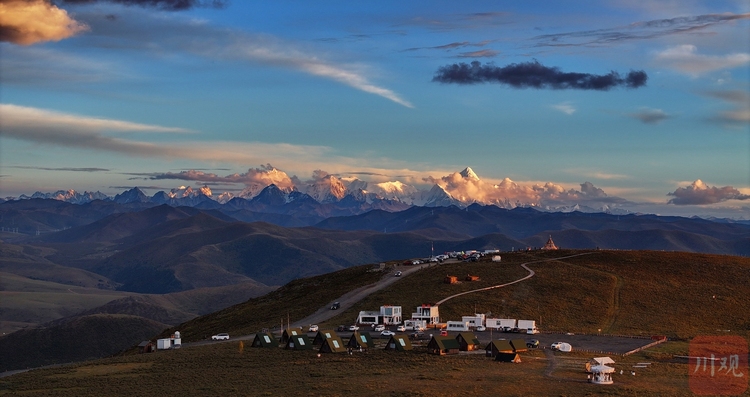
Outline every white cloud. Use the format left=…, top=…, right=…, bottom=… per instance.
left=654, top=45, right=750, bottom=76
left=0, top=0, right=88, bottom=45
left=552, top=102, right=576, bottom=115
left=667, top=179, right=750, bottom=205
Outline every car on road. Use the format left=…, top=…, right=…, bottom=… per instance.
left=396, top=325, right=406, bottom=332
left=374, top=325, right=385, bottom=332
left=475, top=325, right=486, bottom=332
left=440, top=330, right=449, bottom=336
left=211, top=333, right=230, bottom=341
left=337, top=325, right=347, bottom=332
left=526, top=339, right=540, bottom=348
left=349, top=325, right=360, bottom=331
left=394, top=271, right=402, bottom=277
left=330, top=302, right=340, bottom=310
left=380, top=330, right=395, bottom=336
left=308, top=325, right=319, bottom=332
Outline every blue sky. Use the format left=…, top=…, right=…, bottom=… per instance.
left=1, top=0, right=749, bottom=218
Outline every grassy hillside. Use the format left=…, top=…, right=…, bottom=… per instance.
left=171, top=250, right=750, bottom=342
left=0, top=337, right=711, bottom=396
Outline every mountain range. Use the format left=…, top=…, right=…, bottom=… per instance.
left=3, top=167, right=644, bottom=215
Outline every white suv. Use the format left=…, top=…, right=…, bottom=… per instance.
left=211, top=333, right=229, bottom=340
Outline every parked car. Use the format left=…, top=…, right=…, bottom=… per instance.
left=526, top=339, right=540, bottom=348
left=308, top=324, right=319, bottom=332
left=349, top=325, right=360, bottom=331
left=374, top=325, right=385, bottom=332
left=394, top=271, right=402, bottom=277
left=475, top=325, right=486, bottom=332
left=440, top=330, right=449, bottom=336
left=410, top=331, right=426, bottom=339
left=380, top=330, right=395, bottom=336
left=337, top=325, right=347, bottom=332
left=396, top=325, right=406, bottom=332
left=330, top=302, right=340, bottom=310
left=211, top=333, right=229, bottom=341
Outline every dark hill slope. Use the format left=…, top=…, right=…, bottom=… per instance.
left=0, top=314, right=166, bottom=372
left=522, top=228, right=750, bottom=255
left=316, top=205, right=750, bottom=242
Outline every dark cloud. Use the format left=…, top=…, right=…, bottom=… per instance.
left=667, top=180, right=750, bottom=205
left=533, top=13, right=750, bottom=47
left=629, top=108, right=670, bottom=124
left=432, top=60, right=647, bottom=90
left=57, top=0, right=228, bottom=11
left=403, top=40, right=493, bottom=53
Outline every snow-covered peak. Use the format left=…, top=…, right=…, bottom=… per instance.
left=303, top=174, right=347, bottom=203
left=459, top=167, right=479, bottom=181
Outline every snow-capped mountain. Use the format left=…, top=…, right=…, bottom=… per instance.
left=20, top=190, right=109, bottom=204
left=6, top=166, right=637, bottom=216
left=302, top=174, right=347, bottom=203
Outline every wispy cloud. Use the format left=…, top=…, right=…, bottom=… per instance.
left=552, top=102, right=576, bottom=115
left=532, top=13, right=750, bottom=48
left=667, top=179, right=750, bottom=205
left=629, top=107, right=671, bottom=124
left=653, top=45, right=750, bottom=76
left=68, top=7, right=414, bottom=108
left=701, top=89, right=750, bottom=128
left=456, top=49, right=499, bottom=58
left=7, top=165, right=110, bottom=172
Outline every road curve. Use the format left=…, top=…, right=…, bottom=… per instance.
left=434, top=252, right=597, bottom=306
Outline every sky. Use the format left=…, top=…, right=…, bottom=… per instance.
left=1, top=0, right=749, bottom=218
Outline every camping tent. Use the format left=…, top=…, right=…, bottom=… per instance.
left=319, top=337, right=347, bottom=354
left=284, top=335, right=312, bottom=350
left=348, top=332, right=374, bottom=350
left=280, top=327, right=305, bottom=345
left=384, top=335, right=412, bottom=351
left=312, top=330, right=340, bottom=345
left=252, top=332, right=279, bottom=348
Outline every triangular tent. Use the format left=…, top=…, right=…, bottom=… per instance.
left=319, top=337, right=347, bottom=353
left=284, top=334, right=312, bottom=350
left=384, top=335, right=412, bottom=351
left=348, top=332, right=374, bottom=349
left=252, top=332, right=279, bottom=348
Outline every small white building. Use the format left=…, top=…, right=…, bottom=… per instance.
left=446, top=321, right=470, bottom=332
left=356, top=306, right=402, bottom=325
left=157, top=338, right=172, bottom=350
left=461, top=314, right=485, bottom=328
left=411, top=304, right=440, bottom=324
left=380, top=305, right=402, bottom=325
